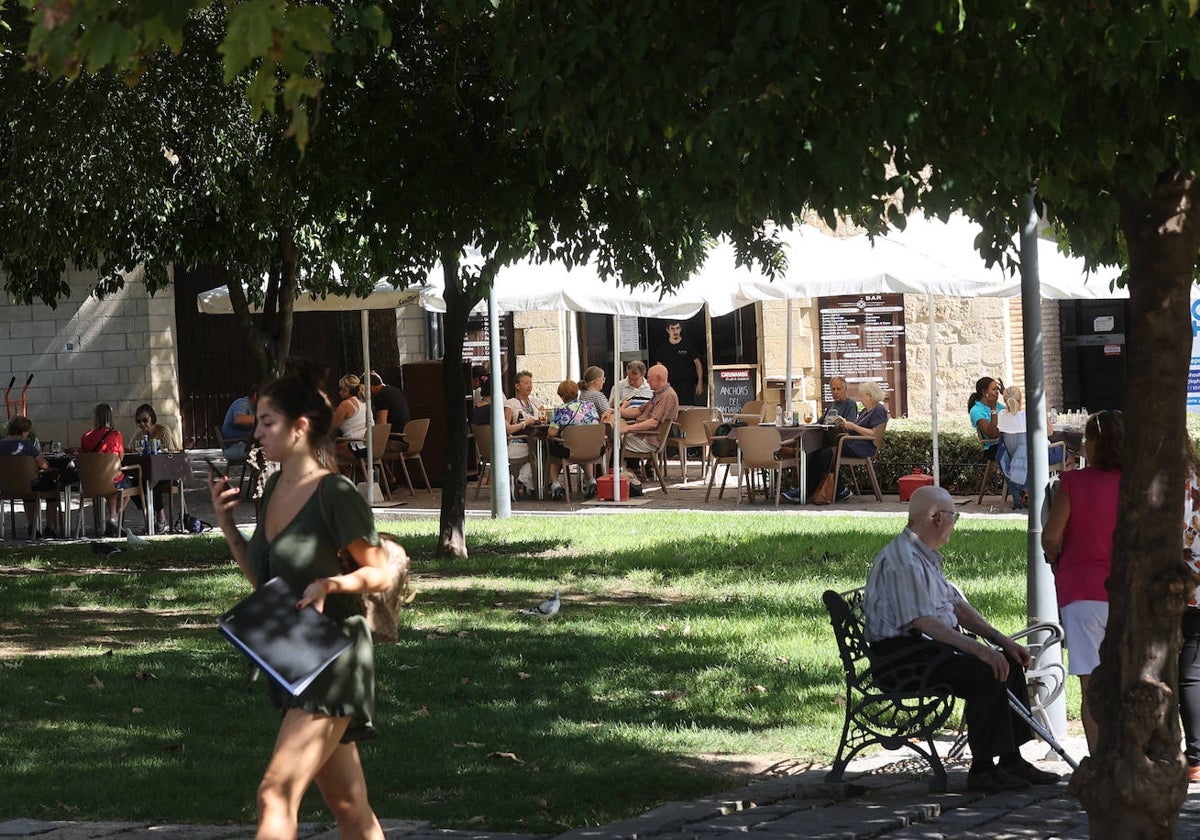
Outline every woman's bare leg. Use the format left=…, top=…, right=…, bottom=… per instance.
left=313, top=742, right=384, bottom=840
left=256, top=709, right=349, bottom=840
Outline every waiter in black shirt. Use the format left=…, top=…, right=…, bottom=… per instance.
left=655, top=320, right=704, bottom=407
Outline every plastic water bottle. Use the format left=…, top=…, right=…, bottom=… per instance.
left=775, top=406, right=783, bottom=426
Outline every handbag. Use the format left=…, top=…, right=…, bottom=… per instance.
left=810, top=471, right=837, bottom=505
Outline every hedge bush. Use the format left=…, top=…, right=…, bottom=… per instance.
left=861, top=430, right=1002, bottom=496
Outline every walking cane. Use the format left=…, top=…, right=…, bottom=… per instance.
left=1008, top=688, right=1079, bottom=770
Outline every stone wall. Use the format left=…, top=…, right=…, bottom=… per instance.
left=512, top=310, right=579, bottom=404
left=0, top=266, right=179, bottom=447
left=903, top=295, right=1013, bottom=420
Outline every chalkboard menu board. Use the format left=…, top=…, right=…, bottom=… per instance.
left=817, top=294, right=907, bottom=416
left=712, top=365, right=759, bottom=416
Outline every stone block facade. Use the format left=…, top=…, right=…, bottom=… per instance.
left=0, top=267, right=179, bottom=447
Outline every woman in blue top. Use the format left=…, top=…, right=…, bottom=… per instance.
left=968, top=377, right=1003, bottom=459
left=546, top=379, right=601, bottom=500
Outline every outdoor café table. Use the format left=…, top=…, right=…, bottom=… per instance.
left=122, top=451, right=191, bottom=535
left=727, top=423, right=828, bottom=504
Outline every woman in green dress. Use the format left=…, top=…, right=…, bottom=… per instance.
left=210, top=358, right=391, bottom=840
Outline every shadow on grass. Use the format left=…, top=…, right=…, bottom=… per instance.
left=0, top=517, right=1025, bottom=832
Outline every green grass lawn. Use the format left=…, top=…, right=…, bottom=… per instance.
left=0, top=512, right=1049, bottom=832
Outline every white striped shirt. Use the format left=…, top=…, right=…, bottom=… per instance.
left=864, top=529, right=966, bottom=643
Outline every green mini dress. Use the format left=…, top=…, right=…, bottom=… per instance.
left=246, top=472, right=381, bottom=742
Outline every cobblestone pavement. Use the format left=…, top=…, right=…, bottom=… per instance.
left=7, top=736, right=1200, bottom=839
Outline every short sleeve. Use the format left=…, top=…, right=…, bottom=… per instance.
left=321, top=474, right=380, bottom=550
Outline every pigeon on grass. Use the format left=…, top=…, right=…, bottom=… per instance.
left=518, top=590, right=561, bottom=619
left=90, top=542, right=122, bottom=557
left=125, top=529, right=149, bottom=549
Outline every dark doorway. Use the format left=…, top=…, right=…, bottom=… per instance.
left=174, top=266, right=342, bottom=448
left=1059, top=300, right=1129, bottom=412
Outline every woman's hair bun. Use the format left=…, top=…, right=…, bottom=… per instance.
left=283, top=357, right=329, bottom=393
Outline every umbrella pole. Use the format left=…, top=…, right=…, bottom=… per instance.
left=361, top=310, right=375, bottom=505
left=785, top=299, right=794, bottom=419
left=929, top=295, right=940, bottom=487
left=489, top=287, right=511, bottom=518
left=612, top=316, right=623, bottom=500
left=1021, top=187, right=1066, bottom=739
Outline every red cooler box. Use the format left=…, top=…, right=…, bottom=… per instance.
left=596, top=474, right=630, bottom=501
left=898, top=469, right=934, bottom=502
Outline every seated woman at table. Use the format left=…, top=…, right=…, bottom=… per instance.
left=578, top=366, right=613, bottom=423
left=790, top=381, right=888, bottom=504
left=81, top=402, right=134, bottom=537
left=1, top=415, right=62, bottom=538
left=332, top=374, right=369, bottom=473
left=968, top=376, right=1003, bottom=460
left=132, top=404, right=181, bottom=532
left=546, top=380, right=602, bottom=501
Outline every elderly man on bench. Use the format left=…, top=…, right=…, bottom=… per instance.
left=863, top=485, right=1062, bottom=793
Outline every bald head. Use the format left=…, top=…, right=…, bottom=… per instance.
left=907, top=486, right=958, bottom=549
left=908, top=486, right=952, bottom=523
left=647, top=364, right=669, bottom=391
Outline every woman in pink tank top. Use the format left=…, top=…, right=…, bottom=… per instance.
left=1042, top=409, right=1124, bottom=752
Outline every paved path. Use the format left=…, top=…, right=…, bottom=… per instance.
left=7, top=736, right=1200, bottom=839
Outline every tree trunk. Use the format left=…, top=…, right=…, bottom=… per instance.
left=1071, top=169, right=1200, bottom=838
left=436, top=253, right=478, bottom=559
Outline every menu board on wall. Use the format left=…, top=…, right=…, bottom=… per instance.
left=712, top=365, right=759, bottom=417
left=817, top=294, right=908, bottom=416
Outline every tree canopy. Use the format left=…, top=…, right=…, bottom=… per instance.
left=11, top=3, right=1200, bottom=833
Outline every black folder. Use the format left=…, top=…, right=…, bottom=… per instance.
left=218, top=576, right=352, bottom=696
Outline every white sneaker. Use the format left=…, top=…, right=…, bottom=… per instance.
left=550, top=482, right=565, bottom=501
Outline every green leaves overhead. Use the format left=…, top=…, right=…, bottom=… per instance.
left=23, top=0, right=390, bottom=148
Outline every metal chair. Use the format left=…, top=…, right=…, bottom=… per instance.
left=559, top=424, right=608, bottom=503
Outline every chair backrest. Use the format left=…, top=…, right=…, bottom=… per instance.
left=369, top=423, right=391, bottom=460
left=562, top=424, right=607, bottom=462
left=471, top=423, right=493, bottom=462
left=741, top=400, right=765, bottom=422
left=0, top=455, right=39, bottom=499
left=402, top=418, right=431, bottom=455
left=77, top=452, right=122, bottom=497
left=704, top=420, right=739, bottom=460
left=677, top=408, right=716, bottom=445
left=822, top=588, right=870, bottom=679
left=737, top=425, right=782, bottom=469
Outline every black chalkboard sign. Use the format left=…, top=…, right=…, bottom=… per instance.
left=712, top=365, right=758, bottom=416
